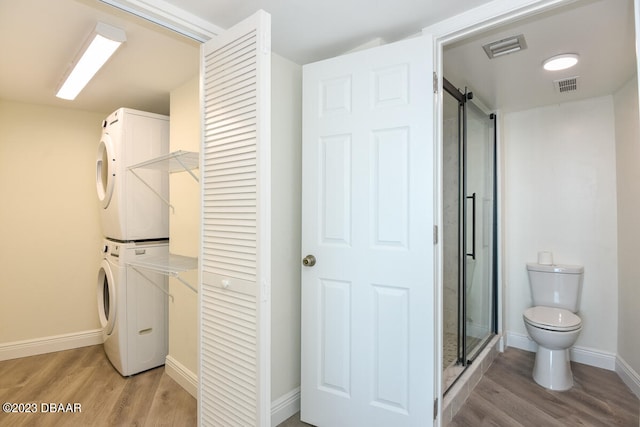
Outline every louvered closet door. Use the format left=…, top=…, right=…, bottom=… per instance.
left=199, top=10, right=271, bottom=427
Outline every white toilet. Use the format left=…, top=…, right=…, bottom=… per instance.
left=522, top=262, right=584, bottom=391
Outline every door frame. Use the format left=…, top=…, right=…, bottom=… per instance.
left=423, top=0, right=577, bottom=423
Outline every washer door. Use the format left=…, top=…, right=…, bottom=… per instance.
left=96, top=134, right=116, bottom=208
left=97, top=259, right=116, bottom=335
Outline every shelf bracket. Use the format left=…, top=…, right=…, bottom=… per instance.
left=128, top=168, right=175, bottom=213
left=130, top=266, right=174, bottom=302
left=172, top=273, right=198, bottom=293
left=173, top=154, right=199, bottom=182
left=126, top=150, right=199, bottom=212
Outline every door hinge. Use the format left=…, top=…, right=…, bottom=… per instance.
left=433, top=225, right=438, bottom=245
left=434, top=397, right=439, bottom=420
left=433, top=72, right=438, bottom=94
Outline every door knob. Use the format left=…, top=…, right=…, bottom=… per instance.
left=302, top=255, right=316, bottom=267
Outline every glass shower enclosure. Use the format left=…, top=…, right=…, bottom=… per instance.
left=442, top=78, right=497, bottom=392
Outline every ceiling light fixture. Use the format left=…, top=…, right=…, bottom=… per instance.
left=543, top=53, right=579, bottom=71
left=56, top=22, right=126, bottom=101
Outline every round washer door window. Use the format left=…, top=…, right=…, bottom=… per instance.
left=97, top=260, right=116, bottom=335
left=96, top=135, right=116, bottom=209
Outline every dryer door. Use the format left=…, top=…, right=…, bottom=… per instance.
left=96, top=134, right=116, bottom=208
left=97, top=259, right=116, bottom=335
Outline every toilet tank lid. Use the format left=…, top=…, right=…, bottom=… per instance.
left=526, top=263, right=583, bottom=274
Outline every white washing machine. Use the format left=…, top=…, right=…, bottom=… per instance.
left=96, top=108, right=170, bottom=241
left=97, top=239, right=169, bottom=376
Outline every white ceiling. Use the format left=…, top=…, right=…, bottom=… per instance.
left=0, top=0, right=200, bottom=115
left=0, top=0, right=493, bottom=116
left=0, top=0, right=636, bottom=115
left=158, top=0, right=493, bottom=64
left=443, top=0, right=636, bottom=113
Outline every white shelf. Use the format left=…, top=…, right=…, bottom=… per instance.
left=128, top=253, right=198, bottom=294
left=125, top=151, right=200, bottom=296
left=128, top=150, right=199, bottom=176
left=128, top=253, right=197, bottom=274
left=127, top=150, right=200, bottom=212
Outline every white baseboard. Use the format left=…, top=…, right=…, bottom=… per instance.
left=165, top=355, right=198, bottom=399
left=506, top=331, right=616, bottom=371
left=570, top=345, right=616, bottom=371
left=616, top=355, right=640, bottom=399
left=497, top=334, right=506, bottom=352
left=271, top=387, right=300, bottom=427
left=506, top=331, right=537, bottom=352
left=0, top=329, right=103, bottom=362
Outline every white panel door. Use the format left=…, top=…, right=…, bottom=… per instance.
left=199, top=10, right=271, bottom=427
left=301, top=35, right=435, bottom=426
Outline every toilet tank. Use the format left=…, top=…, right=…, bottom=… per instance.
left=526, top=263, right=584, bottom=312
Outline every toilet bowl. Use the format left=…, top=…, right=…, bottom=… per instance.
left=523, top=306, right=582, bottom=391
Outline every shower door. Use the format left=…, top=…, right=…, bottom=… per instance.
left=464, top=99, right=496, bottom=362
left=442, top=78, right=496, bottom=391
left=442, top=82, right=462, bottom=378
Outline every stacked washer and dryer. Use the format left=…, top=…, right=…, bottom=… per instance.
left=95, top=108, right=170, bottom=376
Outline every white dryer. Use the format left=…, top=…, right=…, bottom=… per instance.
left=96, top=108, right=169, bottom=241
left=97, top=239, right=169, bottom=376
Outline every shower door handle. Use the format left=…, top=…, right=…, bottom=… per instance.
left=466, top=193, right=476, bottom=260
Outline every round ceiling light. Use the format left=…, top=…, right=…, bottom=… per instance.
left=543, top=53, right=579, bottom=71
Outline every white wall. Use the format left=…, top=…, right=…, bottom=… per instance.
left=270, top=54, right=302, bottom=403
left=168, top=76, right=200, bottom=388
left=503, top=96, right=619, bottom=355
left=0, top=100, right=104, bottom=346
left=614, top=76, right=640, bottom=380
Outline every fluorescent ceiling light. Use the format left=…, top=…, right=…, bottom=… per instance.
left=56, top=22, right=126, bottom=100
left=543, top=54, right=579, bottom=71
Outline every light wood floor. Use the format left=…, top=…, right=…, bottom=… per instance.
left=0, top=345, right=196, bottom=426
left=2, top=346, right=636, bottom=426
left=281, top=348, right=639, bottom=427
left=450, top=348, right=639, bottom=427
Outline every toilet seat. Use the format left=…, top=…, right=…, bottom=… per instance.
left=523, top=306, right=582, bottom=332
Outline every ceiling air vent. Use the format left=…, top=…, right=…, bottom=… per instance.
left=554, top=76, right=579, bottom=93
left=482, top=34, right=527, bottom=59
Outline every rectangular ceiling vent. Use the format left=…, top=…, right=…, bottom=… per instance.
left=554, top=76, right=579, bottom=93
left=482, top=34, right=527, bottom=59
